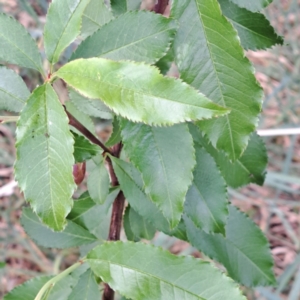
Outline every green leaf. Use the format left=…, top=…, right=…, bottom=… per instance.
left=69, top=88, right=113, bottom=119
left=105, top=117, right=121, bottom=147
left=81, top=0, right=113, bottom=39
left=185, top=145, right=228, bottom=235
left=111, top=0, right=141, bottom=16
left=124, top=205, right=140, bottom=242
left=229, top=0, right=272, bottom=12
left=0, top=67, right=30, bottom=112
left=172, top=0, right=263, bottom=160
left=68, top=191, right=113, bottom=239
left=0, top=13, right=43, bottom=72
left=88, top=241, right=246, bottom=300
left=56, top=58, right=229, bottom=126
left=44, top=0, right=90, bottom=64
left=73, top=132, right=102, bottom=162
left=189, top=124, right=267, bottom=188
left=129, top=206, right=156, bottom=240
left=155, top=48, right=174, bottom=75
left=72, top=11, right=176, bottom=64
left=15, top=84, right=75, bottom=231
left=21, top=207, right=97, bottom=249
left=219, top=0, right=283, bottom=50
left=121, top=120, right=195, bottom=228
left=185, top=205, right=276, bottom=286
left=87, top=158, right=110, bottom=204
left=68, top=269, right=101, bottom=300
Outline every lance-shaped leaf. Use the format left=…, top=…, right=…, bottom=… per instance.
left=15, top=84, right=76, bottom=231
left=81, top=0, right=113, bottom=39
left=68, top=269, right=101, bottom=300
left=88, top=241, right=246, bottom=300
left=0, top=13, right=43, bottom=72
left=69, top=88, right=113, bottom=119
left=124, top=206, right=140, bottom=242
left=121, top=120, right=195, bottom=228
left=229, top=0, right=272, bottom=12
left=172, top=0, right=263, bottom=160
left=219, top=0, right=283, bottom=50
left=185, top=205, right=276, bottom=286
left=106, top=117, right=122, bottom=147
left=185, top=145, right=228, bottom=235
left=21, top=207, right=97, bottom=249
left=189, top=124, right=267, bottom=188
left=111, top=0, right=142, bottom=16
left=55, top=58, right=229, bottom=126
left=72, top=11, right=176, bottom=64
left=0, top=67, right=30, bottom=112
left=44, top=0, right=90, bottom=64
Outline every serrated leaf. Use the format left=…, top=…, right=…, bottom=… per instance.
left=185, top=145, right=228, bottom=235
left=44, top=0, right=90, bottom=64
left=185, top=205, right=276, bottom=286
left=21, top=207, right=97, bottom=249
left=73, top=131, right=102, bottom=162
left=68, top=269, right=101, bottom=300
left=105, top=117, right=121, bottom=147
left=15, top=84, right=76, bottom=231
left=172, top=0, right=263, bottom=160
left=68, top=191, right=113, bottom=239
left=87, top=159, right=110, bottom=204
left=88, top=241, right=246, bottom=300
left=189, top=124, right=267, bottom=188
left=81, top=0, right=113, bottom=39
left=111, top=0, right=141, bottom=16
left=124, top=205, right=140, bottom=242
left=0, top=67, right=30, bottom=112
left=72, top=11, right=176, bottom=64
left=219, top=0, right=283, bottom=50
left=121, top=120, right=195, bottom=228
left=155, top=48, right=174, bottom=75
left=56, top=58, right=229, bottom=126
left=229, top=0, right=272, bottom=12
left=69, top=88, right=113, bottom=119
left=0, top=13, right=43, bottom=72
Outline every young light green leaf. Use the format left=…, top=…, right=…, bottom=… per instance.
left=15, top=84, right=76, bottom=231
left=219, top=0, right=283, bottom=50
left=21, top=207, right=97, bottom=249
left=56, top=58, right=229, bottom=126
left=172, top=0, right=263, bottom=160
left=44, top=0, right=90, bottom=64
left=105, top=117, right=121, bottom=147
left=110, top=0, right=141, bottom=16
left=87, top=159, right=110, bottom=204
left=73, top=132, right=102, bottom=162
left=69, top=88, right=113, bottom=119
left=229, top=0, right=272, bottom=12
left=68, top=269, right=101, bottom=300
left=0, top=13, right=43, bottom=72
left=0, top=67, right=30, bottom=112
left=81, top=0, right=113, bottom=39
left=121, top=120, right=195, bottom=228
left=88, top=241, right=246, bottom=300
left=189, top=124, right=267, bottom=188
left=185, top=145, right=228, bottom=235
left=185, top=205, right=276, bottom=286
left=72, top=11, right=176, bottom=64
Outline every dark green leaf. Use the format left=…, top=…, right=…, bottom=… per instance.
left=15, top=84, right=76, bottom=231
left=88, top=241, right=246, bottom=300
left=121, top=121, right=195, bottom=228
left=185, top=145, right=228, bottom=235
left=72, top=11, right=176, bottom=64
left=185, top=205, right=276, bottom=286
left=111, top=0, right=141, bottom=16
left=44, top=0, right=90, bottom=64
left=0, top=67, right=30, bottom=112
left=73, top=132, right=102, bottom=162
left=229, top=0, right=273, bottom=11
left=124, top=205, right=140, bottom=242
left=172, top=0, right=263, bottom=160
left=155, top=48, right=174, bottom=75
left=21, top=207, right=97, bottom=249
left=0, top=13, right=43, bottom=72
left=219, top=0, right=283, bottom=50
left=105, top=117, right=121, bottom=147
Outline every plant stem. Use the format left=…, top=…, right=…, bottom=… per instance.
left=103, top=143, right=125, bottom=300
left=34, top=259, right=85, bottom=300
left=154, top=0, right=169, bottom=14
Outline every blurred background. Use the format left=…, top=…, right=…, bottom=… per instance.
left=0, top=0, right=300, bottom=299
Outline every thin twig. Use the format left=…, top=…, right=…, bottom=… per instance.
left=153, top=0, right=169, bottom=14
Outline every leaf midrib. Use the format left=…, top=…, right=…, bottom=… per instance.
left=0, top=86, right=26, bottom=104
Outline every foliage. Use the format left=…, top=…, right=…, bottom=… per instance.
left=0, top=0, right=283, bottom=299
